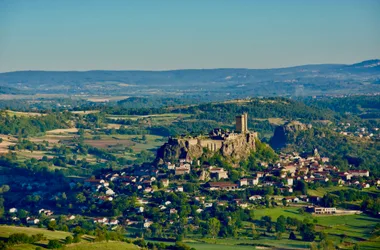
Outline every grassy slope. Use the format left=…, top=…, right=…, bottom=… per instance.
left=66, top=242, right=138, bottom=250
left=0, top=225, right=72, bottom=239
left=253, top=207, right=380, bottom=249
left=0, top=226, right=137, bottom=250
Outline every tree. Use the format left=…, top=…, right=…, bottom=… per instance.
left=275, top=232, right=282, bottom=240
left=65, top=236, right=73, bottom=244
left=47, top=220, right=57, bottom=231
left=321, top=194, right=336, bottom=207
left=300, top=221, right=316, bottom=241
left=295, top=180, right=308, bottom=195
left=0, top=185, right=10, bottom=194
left=261, top=216, right=272, bottom=232
left=0, top=196, right=3, bottom=218
left=289, top=231, right=297, bottom=240
left=249, top=210, right=255, bottom=221
left=282, top=198, right=287, bottom=207
left=75, top=193, right=86, bottom=204
left=73, top=234, right=81, bottom=243
left=207, top=218, right=221, bottom=239
left=276, top=215, right=286, bottom=233
left=319, top=239, right=335, bottom=250
left=150, top=223, right=163, bottom=238
left=250, top=224, right=259, bottom=239
left=18, top=209, right=28, bottom=219
left=47, top=239, right=62, bottom=249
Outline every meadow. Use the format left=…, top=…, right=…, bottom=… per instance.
left=0, top=225, right=138, bottom=250
left=252, top=207, right=380, bottom=249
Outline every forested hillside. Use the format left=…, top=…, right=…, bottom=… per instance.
left=0, top=111, right=71, bottom=136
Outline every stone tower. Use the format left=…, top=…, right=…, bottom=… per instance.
left=236, top=113, right=248, bottom=133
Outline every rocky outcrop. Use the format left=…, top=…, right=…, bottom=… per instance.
left=155, top=132, right=257, bottom=165
left=155, top=138, right=203, bottom=165
left=270, top=121, right=311, bottom=148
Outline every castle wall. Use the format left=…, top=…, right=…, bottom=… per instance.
left=186, top=139, right=198, bottom=146
left=155, top=113, right=257, bottom=165
left=199, top=139, right=223, bottom=152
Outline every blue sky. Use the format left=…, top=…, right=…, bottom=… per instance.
left=0, top=0, right=379, bottom=72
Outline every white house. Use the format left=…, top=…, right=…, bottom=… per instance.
left=109, top=219, right=119, bottom=225
left=105, top=188, right=115, bottom=196
left=9, top=208, right=17, bottom=213
left=67, top=215, right=76, bottom=220
left=249, top=195, right=262, bottom=201
left=26, top=217, right=40, bottom=225
left=93, top=217, right=108, bottom=224
left=143, top=220, right=153, bottom=228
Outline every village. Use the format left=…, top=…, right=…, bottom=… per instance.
left=4, top=115, right=377, bottom=233
left=335, top=122, right=379, bottom=140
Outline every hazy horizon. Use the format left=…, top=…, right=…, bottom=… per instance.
left=1, top=0, right=380, bottom=72
left=1, top=58, right=380, bottom=74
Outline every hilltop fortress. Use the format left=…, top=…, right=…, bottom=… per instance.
left=155, top=114, right=258, bottom=165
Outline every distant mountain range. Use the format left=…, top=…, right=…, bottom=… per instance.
left=0, top=60, right=379, bottom=100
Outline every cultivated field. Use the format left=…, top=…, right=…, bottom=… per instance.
left=0, top=135, right=16, bottom=153
left=46, top=128, right=79, bottom=134
left=85, top=134, right=165, bottom=153
left=4, top=110, right=45, bottom=117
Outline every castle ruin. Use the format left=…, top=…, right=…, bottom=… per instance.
left=155, top=113, right=258, bottom=164
left=235, top=113, right=248, bottom=133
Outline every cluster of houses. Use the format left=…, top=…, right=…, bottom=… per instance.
left=205, top=150, right=373, bottom=192
left=335, top=122, right=379, bottom=140
left=7, top=207, right=75, bottom=225
left=93, top=217, right=119, bottom=226
left=5, top=148, right=375, bottom=231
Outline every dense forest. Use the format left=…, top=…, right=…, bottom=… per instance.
left=303, top=95, right=380, bottom=122
left=173, top=98, right=339, bottom=123
left=0, top=111, right=71, bottom=136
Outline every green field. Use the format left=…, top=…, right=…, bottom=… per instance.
left=147, top=209, right=379, bottom=249
left=252, top=208, right=380, bottom=249
left=84, top=134, right=165, bottom=158
left=307, top=186, right=380, bottom=200
left=0, top=225, right=73, bottom=249
left=187, top=242, right=256, bottom=250
left=254, top=206, right=310, bottom=221
left=188, top=238, right=310, bottom=249
left=66, top=242, right=138, bottom=250
left=0, top=225, right=72, bottom=239
left=307, top=186, right=351, bottom=197
left=0, top=226, right=138, bottom=250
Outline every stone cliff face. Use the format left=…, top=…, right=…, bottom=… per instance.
left=220, top=133, right=257, bottom=159
left=155, top=133, right=257, bottom=165
left=270, top=121, right=311, bottom=148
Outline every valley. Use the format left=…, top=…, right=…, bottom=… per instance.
left=0, top=95, right=379, bottom=250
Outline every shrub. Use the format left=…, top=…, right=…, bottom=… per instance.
left=65, top=236, right=73, bottom=244
left=73, top=234, right=81, bottom=243
left=47, top=239, right=62, bottom=249
left=289, top=231, right=297, bottom=240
